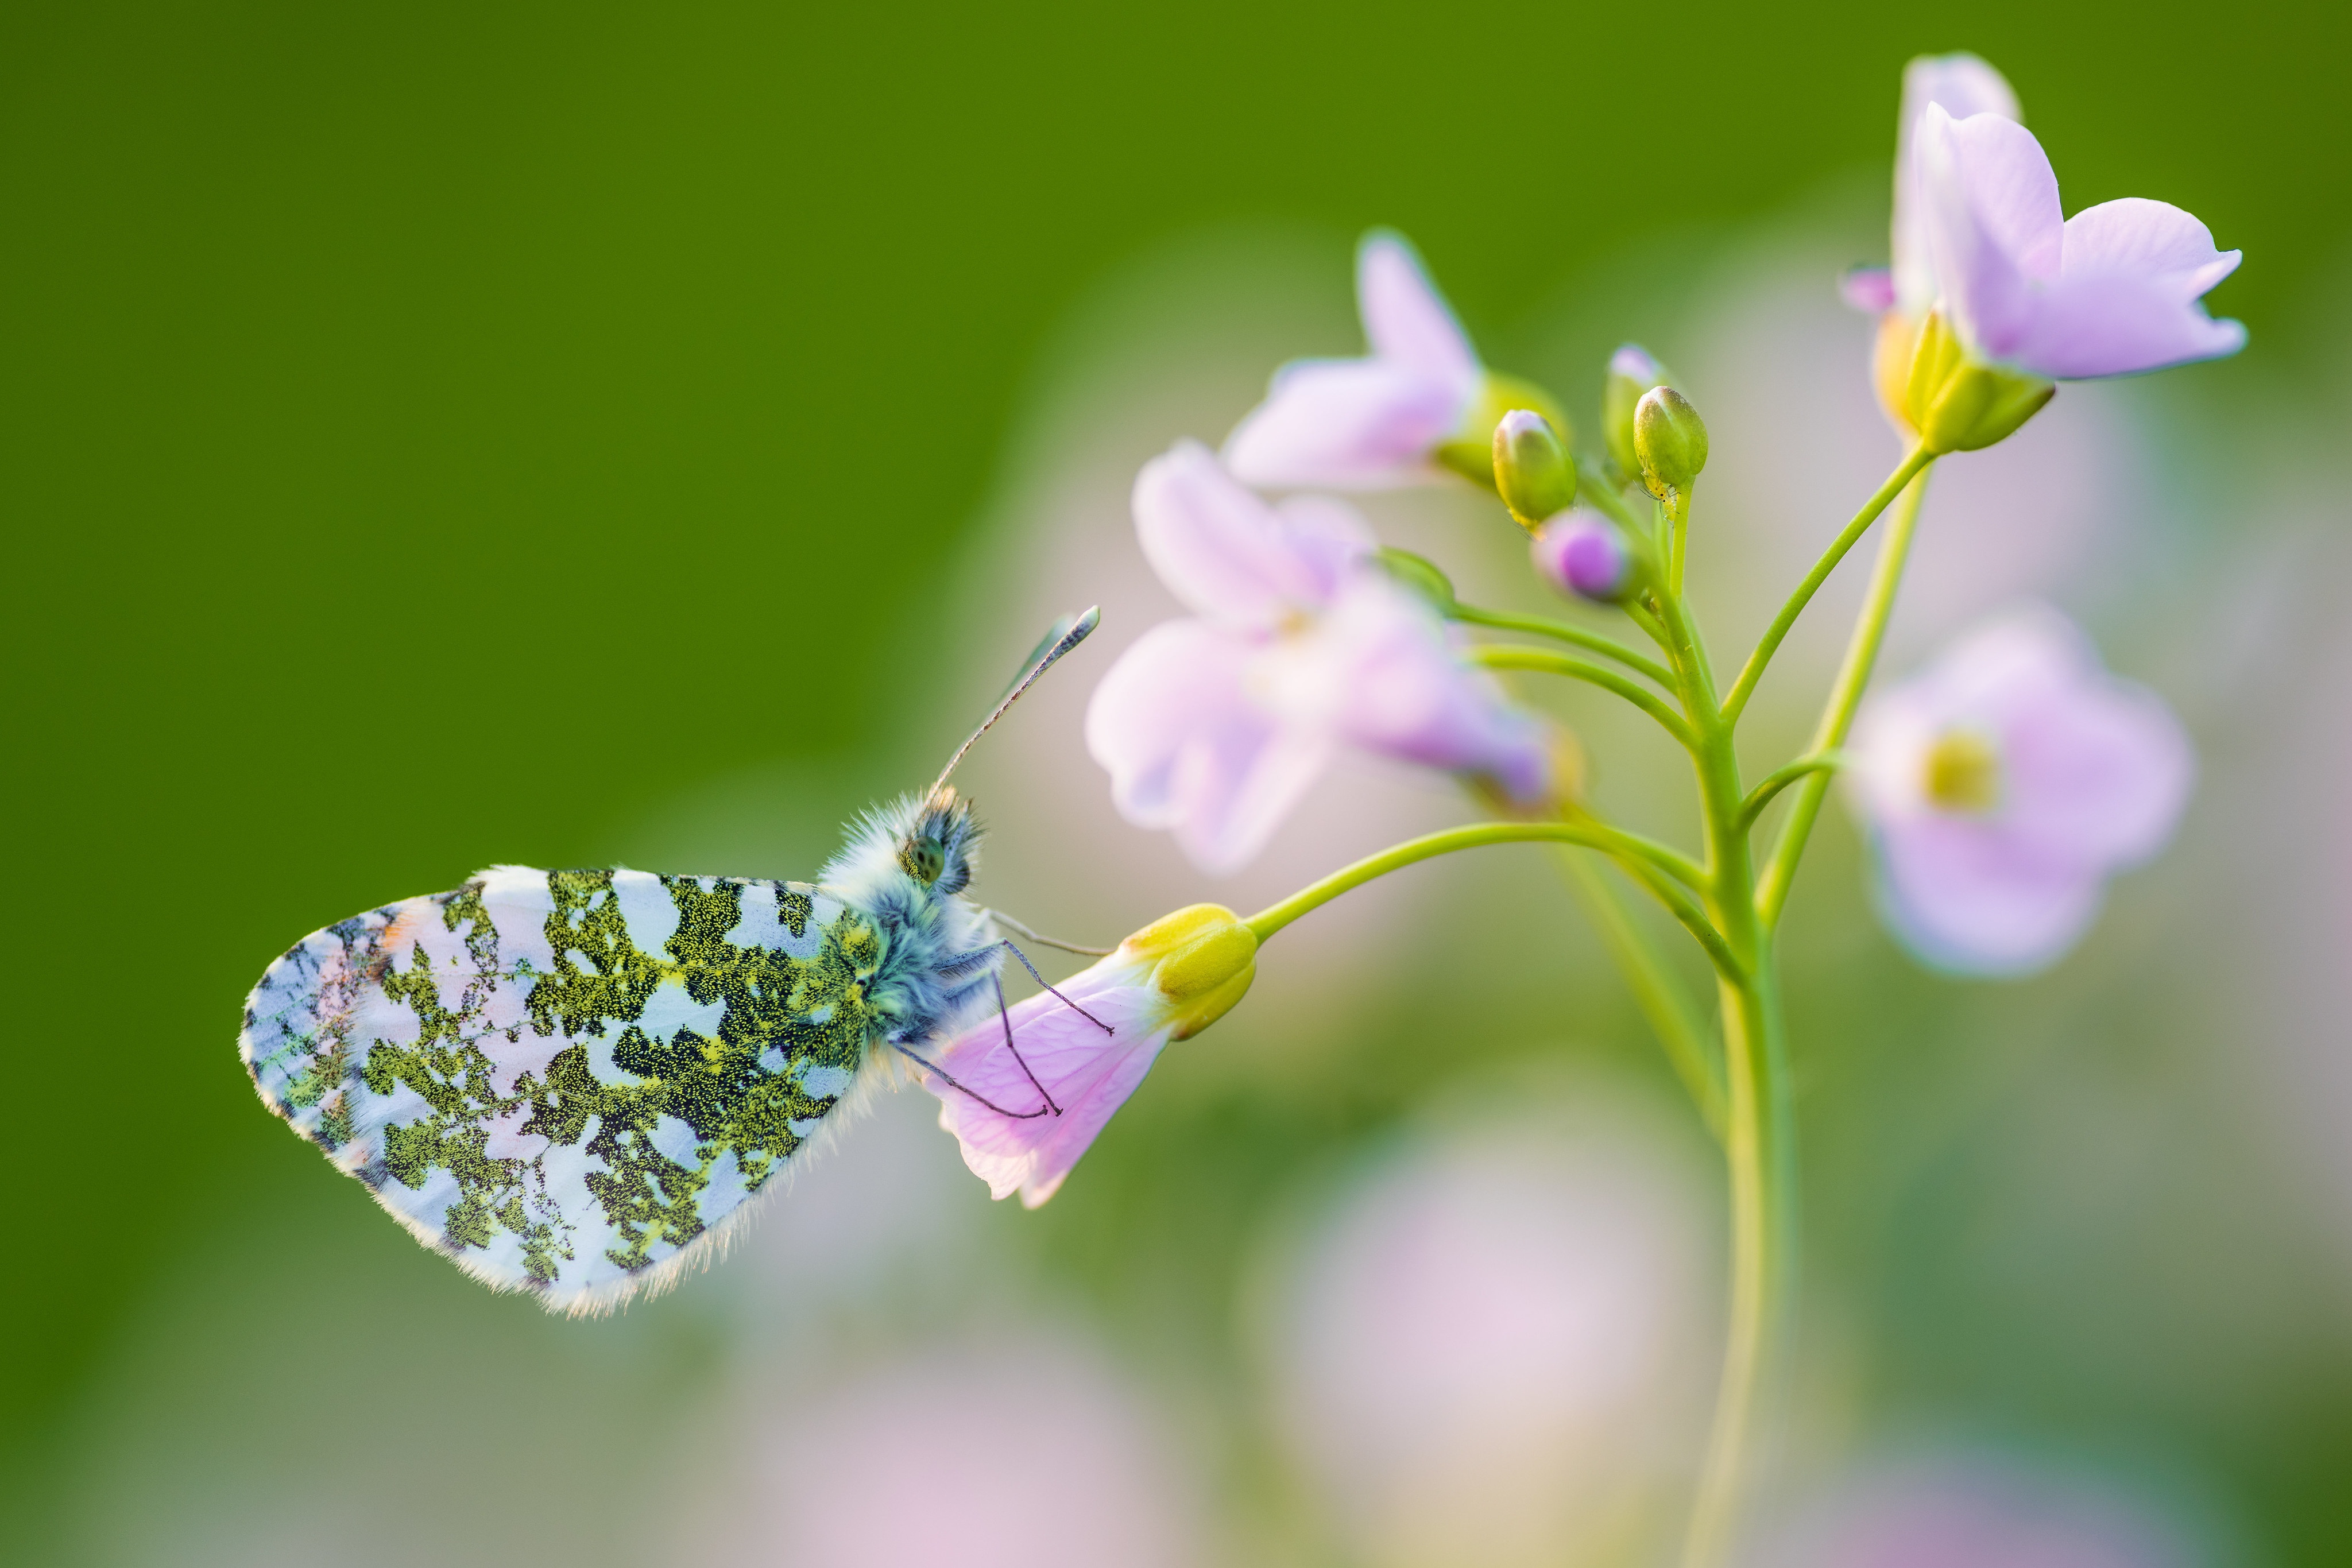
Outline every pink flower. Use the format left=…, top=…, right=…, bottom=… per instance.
left=1847, top=608, right=2193, bottom=976
left=918, top=906, right=1258, bottom=1207
left=1917, top=103, right=2245, bottom=380
left=1086, top=442, right=1554, bottom=874
left=1222, top=232, right=1486, bottom=490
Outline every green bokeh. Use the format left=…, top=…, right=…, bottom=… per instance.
left=4, top=0, right=2345, bottom=1559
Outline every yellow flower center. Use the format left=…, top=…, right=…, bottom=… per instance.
left=1922, top=729, right=2002, bottom=814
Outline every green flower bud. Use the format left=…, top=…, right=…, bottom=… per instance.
left=1603, top=344, right=1672, bottom=481
left=1634, top=386, right=1708, bottom=500
left=1433, top=373, right=1572, bottom=489
left=1491, top=409, right=1577, bottom=530
left=1901, top=309, right=2055, bottom=454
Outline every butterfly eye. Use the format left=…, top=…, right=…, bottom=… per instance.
left=902, top=837, right=947, bottom=884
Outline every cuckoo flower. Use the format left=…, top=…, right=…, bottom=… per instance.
left=1847, top=608, right=2192, bottom=977
left=1224, top=233, right=1541, bottom=490
left=919, top=905, right=1258, bottom=1207
left=1086, top=441, right=1554, bottom=874
left=1915, top=102, right=2246, bottom=382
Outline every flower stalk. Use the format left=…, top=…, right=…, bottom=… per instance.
left=1079, top=70, right=2231, bottom=1557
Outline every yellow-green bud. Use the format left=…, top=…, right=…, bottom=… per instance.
left=1603, top=344, right=1671, bottom=480
left=1634, top=386, right=1708, bottom=500
left=1491, top=409, right=1577, bottom=529
left=1434, top=373, right=1573, bottom=490
left=1901, top=309, right=2055, bottom=454
left=1117, top=904, right=1258, bottom=1040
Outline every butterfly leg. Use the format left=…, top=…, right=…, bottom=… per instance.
left=999, top=940, right=1116, bottom=1036
left=992, top=971, right=1061, bottom=1117
left=891, top=1040, right=1053, bottom=1120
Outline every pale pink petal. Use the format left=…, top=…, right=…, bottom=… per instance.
left=1085, top=618, right=1333, bottom=876
left=1134, top=441, right=1374, bottom=627
left=1920, top=106, right=2064, bottom=361
left=1257, top=576, right=1552, bottom=803
left=924, top=973, right=1174, bottom=1207
left=2060, top=197, right=2242, bottom=287
left=1893, top=55, right=2021, bottom=314
left=1222, top=359, right=1468, bottom=490
left=1999, top=199, right=2246, bottom=376
left=1872, top=817, right=2106, bottom=977
left=1356, top=232, right=1481, bottom=397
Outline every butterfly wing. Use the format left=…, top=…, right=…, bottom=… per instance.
left=241, top=865, right=883, bottom=1313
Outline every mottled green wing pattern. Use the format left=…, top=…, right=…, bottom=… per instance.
left=241, top=866, right=884, bottom=1311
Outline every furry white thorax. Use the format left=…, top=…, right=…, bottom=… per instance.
left=819, top=788, right=1002, bottom=1047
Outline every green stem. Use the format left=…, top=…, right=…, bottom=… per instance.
left=1452, top=603, right=1676, bottom=688
left=1244, top=820, right=1738, bottom=977
left=1668, top=487, right=1692, bottom=595
left=1755, top=465, right=1933, bottom=927
left=1641, top=552, right=1792, bottom=1568
left=1719, top=446, right=1934, bottom=726
left=1554, top=847, right=1727, bottom=1141
left=1573, top=459, right=1645, bottom=531
left=1467, top=645, right=1696, bottom=748
left=1681, top=959, right=1793, bottom=1568
left=1736, top=751, right=1848, bottom=830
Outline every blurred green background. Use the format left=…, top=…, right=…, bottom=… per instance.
left=6, top=2, right=2349, bottom=1563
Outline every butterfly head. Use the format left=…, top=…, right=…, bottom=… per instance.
left=894, top=787, right=979, bottom=896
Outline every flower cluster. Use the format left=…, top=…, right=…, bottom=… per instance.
left=1087, top=242, right=1569, bottom=875
left=920, top=77, right=2224, bottom=1559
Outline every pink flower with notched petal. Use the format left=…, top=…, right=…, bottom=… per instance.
left=1222, top=232, right=1485, bottom=490
left=1916, top=103, right=2245, bottom=379
left=1086, top=441, right=1554, bottom=874
left=1847, top=607, right=2193, bottom=977
left=920, top=905, right=1258, bottom=1207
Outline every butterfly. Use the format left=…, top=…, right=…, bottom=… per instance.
left=239, top=609, right=1104, bottom=1314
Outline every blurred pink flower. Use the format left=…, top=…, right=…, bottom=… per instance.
left=1086, top=441, right=1553, bottom=874
left=1756, top=1454, right=2207, bottom=1568
left=1847, top=607, right=2193, bottom=976
left=920, top=905, right=1258, bottom=1207
left=1268, top=1108, right=1711, bottom=1566
left=1916, top=103, right=2245, bottom=380
left=1222, top=231, right=1484, bottom=489
left=698, top=1341, right=1198, bottom=1568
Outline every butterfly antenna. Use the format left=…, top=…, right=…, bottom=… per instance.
left=930, top=606, right=1101, bottom=794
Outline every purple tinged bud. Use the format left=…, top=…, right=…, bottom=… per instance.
left=1603, top=344, right=1670, bottom=479
left=1491, top=409, right=1576, bottom=529
left=1608, top=344, right=1665, bottom=383
left=1531, top=513, right=1634, bottom=603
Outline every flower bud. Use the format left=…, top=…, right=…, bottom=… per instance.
left=1375, top=547, right=1457, bottom=614
left=1530, top=512, right=1636, bottom=603
left=1900, top=309, right=2055, bottom=454
left=1117, top=904, right=1258, bottom=1040
left=1434, top=373, right=1573, bottom=490
left=1603, top=344, right=1670, bottom=479
left=1491, top=409, right=1576, bottom=529
left=1634, top=386, right=1708, bottom=500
